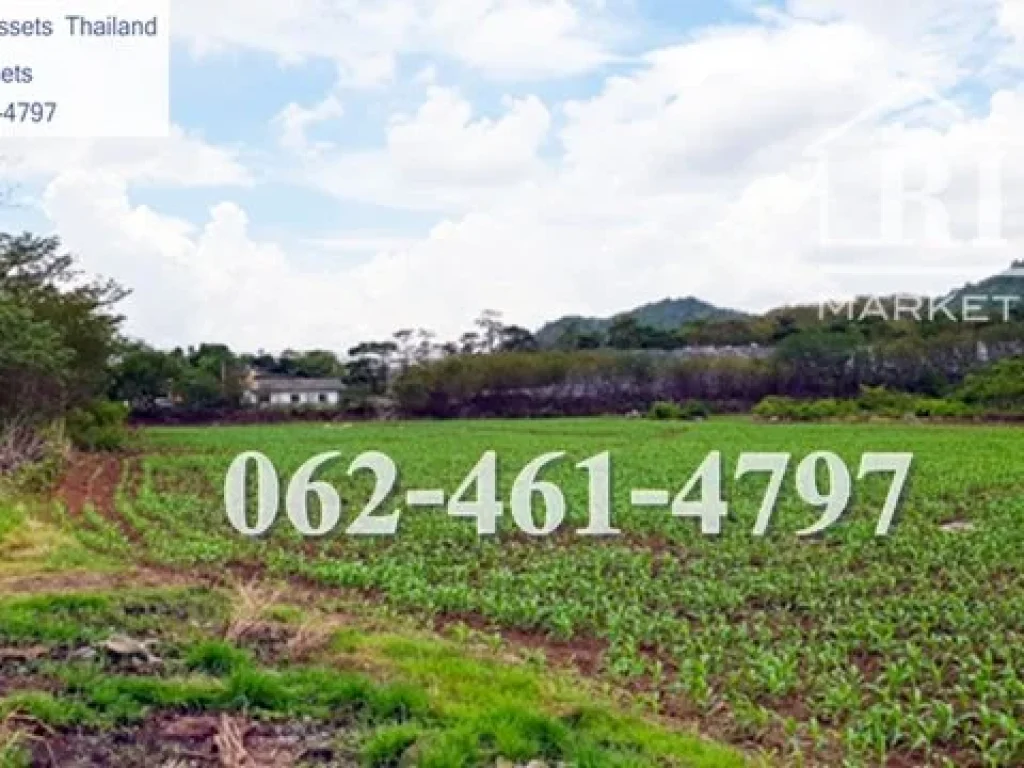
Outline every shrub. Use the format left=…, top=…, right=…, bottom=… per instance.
left=912, top=397, right=975, bottom=419
left=754, top=396, right=860, bottom=421
left=754, top=391, right=981, bottom=422
left=752, top=396, right=802, bottom=420
left=956, top=357, right=1024, bottom=410
left=678, top=399, right=712, bottom=420
left=0, top=424, right=66, bottom=491
left=362, top=724, right=421, bottom=767
left=186, top=641, right=253, bottom=677
left=857, top=386, right=917, bottom=417
left=648, top=401, right=682, bottom=420
left=66, top=400, right=130, bottom=451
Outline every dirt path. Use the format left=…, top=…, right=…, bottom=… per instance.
left=0, top=568, right=198, bottom=597
left=56, top=452, right=122, bottom=519
left=54, top=452, right=151, bottom=550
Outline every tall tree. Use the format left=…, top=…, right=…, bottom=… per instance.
left=459, top=331, right=482, bottom=355
left=0, top=298, right=72, bottom=424
left=414, top=329, right=436, bottom=363
left=347, top=340, right=398, bottom=394
left=292, top=349, right=342, bottom=378
left=393, top=329, right=416, bottom=369
left=475, top=310, right=504, bottom=353
left=109, top=342, right=182, bottom=409
left=0, top=233, right=127, bottom=413
left=499, top=325, right=537, bottom=352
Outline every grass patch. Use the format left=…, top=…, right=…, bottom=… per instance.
left=333, top=630, right=743, bottom=767
left=0, top=498, right=121, bottom=577
left=0, top=588, right=229, bottom=645
left=0, top=585, right=748, bottom=767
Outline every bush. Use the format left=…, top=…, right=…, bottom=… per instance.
left=754, top=396, right=861, bottom=421
left=753, top=396, right=809, bottom=421
left=678, top=399, right=712, bottom=420
left=0, top=424, right=65, bottom=491
left=753, top=390, right=980, bottom=422
left=646, top=399, right=711, bottom=421
left=186, top=641, right=253, bottom=677
left=956, top=357, right=1024, bottom=410
left=912, top=398, right=976, bottom=419
left=648, top=401, right=682, bottom=420
left=857, top=386, right=918, bottom=417
left=66, top=400, right=130, bottom=451
left=362, top=724, right=421, bottom=767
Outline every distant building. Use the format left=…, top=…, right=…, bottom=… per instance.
left=241, top=371, right=344, bottom=408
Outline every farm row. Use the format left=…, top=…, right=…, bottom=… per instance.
left=60, top=419, right=1024, bottom=766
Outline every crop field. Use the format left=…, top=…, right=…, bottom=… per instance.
left=6, top=418, right=1023, bottom=767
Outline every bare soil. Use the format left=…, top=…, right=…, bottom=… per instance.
left=24, top=713, right=357, bottom=768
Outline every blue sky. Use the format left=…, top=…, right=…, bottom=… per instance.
left=3, top=0, right=1022, bottom=352
left=135, top=0, right=782, bottom=240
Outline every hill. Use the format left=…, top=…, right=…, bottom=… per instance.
left=943, top=260, right=1024, bottom=307
left=535, top=296, right=745, bottom=347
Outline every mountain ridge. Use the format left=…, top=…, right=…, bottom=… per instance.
left=535, top=296, right=745, bottom=347
left=535, top=263, right=1024, bottom=347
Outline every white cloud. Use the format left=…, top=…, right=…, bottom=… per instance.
left=173, top=0, right=620, bottom=86
left=1001, top=0, right=1024, bottom=43
left=41, top=173, right=590, bottom=350
left=273, top=96, right=345, bottom=154
left=295, top=85, right=551, bottom=211
left=24, top=1, right=1024, bottom=352
left=1, top=126, right=252, bottom=188
left=785, top=0, right=1007, bottom=84
left=426, top=0, right=617, bottom=79
left=559, top=21, right=902, bottom=188
left=387, top=87, right=551, bottom=183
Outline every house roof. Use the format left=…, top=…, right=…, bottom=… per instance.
left=249, top=377, right=344, bottom=393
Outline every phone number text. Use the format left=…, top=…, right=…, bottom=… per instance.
left=224, top=450, right=913, bottom=539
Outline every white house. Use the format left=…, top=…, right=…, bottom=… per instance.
left=241, top=374, right=345, bottom=408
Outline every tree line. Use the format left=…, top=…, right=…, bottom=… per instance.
left=112, top=309, right=541, bottom=412
left=1, top=233, right=129, bottom=474
left=3, top=230, right=1023, bottom=469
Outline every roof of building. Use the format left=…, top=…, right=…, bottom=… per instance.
left=248, top=377, right=344, bottom=393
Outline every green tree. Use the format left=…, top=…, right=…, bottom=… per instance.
left=608, top=316, right=643, bottom=349
left=292, top=349, right=342, bottom=378
left=0, top=233, right=127, bottom=409
left=475, top=309, right=504, bottom=353
left=775, top=329, right=863, bottom=396
left=499, top=325, right=538, bottom=352
left=0, top=298, right=72, bottom=424
left=182, top=343, right=243, bottom=405
left=347, top=341, right=398, bottom=394
left=109, top=342, right=182, bottom=409
left=173, top=366, right=226, bottom=408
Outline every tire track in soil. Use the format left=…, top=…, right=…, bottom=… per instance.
left=56, top=452, right=145, bottom=549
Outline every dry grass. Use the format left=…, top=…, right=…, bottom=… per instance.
left=0, top=423, right=54, bottom=477
left=0, top=711, right=55, bottom=765
left=0, top=715, right=22, bottom=758
left=224, top=582, right=282, bottom=643
left=213, top=715, right=250, bottom=768
left=285, top=615, right=347, bottom=661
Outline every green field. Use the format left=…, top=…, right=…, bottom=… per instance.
left=5, top=418, right=1024, bottom=766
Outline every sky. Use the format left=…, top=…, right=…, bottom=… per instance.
left=2, top=0, right=1023, bottom=353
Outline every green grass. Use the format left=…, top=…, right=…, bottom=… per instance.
left=0, top=500, right=26, bottom=546
left=0, top=588, right=229, bottom=646
left=0, top=588, right=744, bottom=768
left=0, top=495, right=119, bottom=577
left=59, top=418, right=1024, bottom=765
left=338, top=629, right=743, bottom=767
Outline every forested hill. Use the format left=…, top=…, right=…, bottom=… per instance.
left=535, top=297, right=745, bottom=348
left=944, top=260, right=1024, bottom=304
left=536, top=262, right=1024, bottom=349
